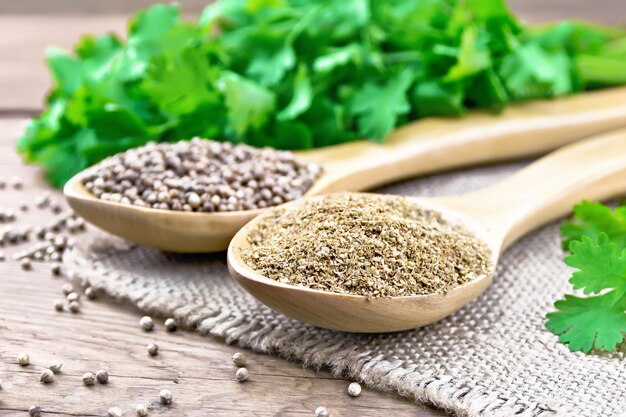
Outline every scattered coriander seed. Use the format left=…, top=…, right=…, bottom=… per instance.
left=19, top=202, right=29, bottom=212
left=28, top=405, right=41, bottom=417
left=35, top=193, right=50, bottom=209
left=96, top=369, right=109, bottom=384
left=0, top=251, right=4, bottom=261
left=232, top=352, right=247, bottom=367
left=235, top=367, right=249, bottom=382
left=164, top=318, right=177, bottom=332
left=50, top=203, right=63, bottom=214
left=67, top=292, right=80, bottom=303
left=53, top=299, right=64, bottom=312
left=20, top=259, right=32, bottom=270
left=347, top=382, right=362, bottom=397
left=40, top=369, right=54, bottom=384
left=10, top=176, right=23, bottom=190
left=51, top=263, right=61, bottom=276
left=49, top=361, right=63, bottom=374
left=82, top=372, right=95, bottom=386
left=136, top=404, right=149, bottom=416
left=140, top=316, right=154, bottom=331
left=62, top=283, right=73, bottom=295
left=315, top=406, right=330, bottom=417
left=108, top=407, right=122, bottom=417
left=68, top=301, right=81, bottom=313
left=18, top=352, right=29, bottom=366
left=85, top=286, right=96, bottom=300
left=159, top=389, right=173, bottom=405
left=0, top=178, right=5, bottom=189
left=147, top=343, right=159, bottom=356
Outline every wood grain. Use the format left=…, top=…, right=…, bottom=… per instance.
left=0, top=118, right=443, bottom=416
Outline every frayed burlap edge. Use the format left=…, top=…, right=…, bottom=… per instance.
left=64, top=238, right=567, bottom=417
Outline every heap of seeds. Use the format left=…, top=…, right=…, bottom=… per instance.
left=82, top=139, right=322, bottom=212
left=240, top=193, right=492, bottom=298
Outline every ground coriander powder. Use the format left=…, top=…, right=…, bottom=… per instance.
left=240, top=193, right=492, bottom=298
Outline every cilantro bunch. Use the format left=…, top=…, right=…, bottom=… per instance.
left=546, top=202, right=626, bottom=353
left=17, top=0, right=626, bottom=187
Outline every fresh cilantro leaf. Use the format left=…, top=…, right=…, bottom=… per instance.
left=445, top=25, right=491, bottom=81
left=547, top=213, right=626, bottom=354
left=562, top=201, right=626, bottom=251
left=219, top=71, right=276, bottom=136
left=18, top=1, right=626, bottom=186
left=566, top=234, right=626, bottom=294
left=350, top=71, right=413, bottom=140
left=546, top=292, right=626, bottom=353
left=277, top=66, right=312, bottom=120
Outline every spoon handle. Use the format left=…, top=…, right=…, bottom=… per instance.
left=450, top=128, right=626, bottom=250
left=300, top=87, right=626, bottom=194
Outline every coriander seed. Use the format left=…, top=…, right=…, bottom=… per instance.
left=51, top=263, right=61, bottom=276
left=49, top=361, right=62, bottom=374
left=54, top=299, right=64, bottom=312
left=147, top=343, right=158, bottom=356
left=235, top=367, right=249, bottom=382
left=10, top=176, right=23, bottom=190
left=347, top=382, right=361, bottom=397
left=82, top=372, right=95, bottom=386
left=0, top=251, right=5, bottom=261
left=18, top=352, right=29, bottom=366
left=159, top=389, right=173, bottom=405
left=67, top=292, right=79, bottom=302
left=28, top=405, right=41, bottom=417
left=232, top=352, right=247, bottom=367
left=40, top=369, right=54, bottom=384
left=62, top=283, right=73, bottom=295
left=68, top=301, right=81, bottom=313
left=96, top=369, right=109, bottom=384
left=315, top=406, right=330, bottom=417
left=140, top=316, right=154, bottom=331
left=136, top=404, right=149, bottom=416
left=85, top=286, right=96, bottom=300
left=164, top=318, right=177, bottom=332
left=20, top=259, right=31, bottom=270
left=108, top=407, right=122, bottom=417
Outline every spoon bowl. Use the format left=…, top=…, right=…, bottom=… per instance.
left=65, top=88, right=626, bottom=252
left=228, top=130, right=626, bottom=332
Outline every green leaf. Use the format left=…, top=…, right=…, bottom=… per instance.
left=445, top=25, right=491, bottom=81
left=412, top=80, right=465, bottom=117
left=45, top=48, right=82, bottom=96
left=349, top=71, right=413, bottom=140
left=546, top=292, right=626, bottom=353
left=313, top=45, right=362, bottom=73
left=561, top=201, right=626, bottom=251
left=566, top=234, right=626, bottom=294
left=219, top=71, right=276, bottom=136
left=143, top=47, right=220, bottom=115
left=277, top=66, right=312, bottom=120
left=246, top=44, right=296, bottom=86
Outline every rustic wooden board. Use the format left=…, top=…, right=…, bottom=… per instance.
left=0, top=118, right=443, bottom=416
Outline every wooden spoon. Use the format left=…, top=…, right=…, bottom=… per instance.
left=228, top=128, right=626, bottom=332
left=65, top=88, right=626, bottom=252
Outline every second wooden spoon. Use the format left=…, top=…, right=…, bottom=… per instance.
left=228, top=128, right=626, bottom=332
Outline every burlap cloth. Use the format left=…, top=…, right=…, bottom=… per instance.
left=63, top=161, right=626, bottom=417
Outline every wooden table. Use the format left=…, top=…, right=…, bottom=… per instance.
left=0, top=2, right=620, bottom=416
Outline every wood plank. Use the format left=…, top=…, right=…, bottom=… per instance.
left=0, top=118, right=443, bottom=417
left=0, top=0, right=623, bottom=112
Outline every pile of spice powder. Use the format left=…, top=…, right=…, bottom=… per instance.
left=240, top=193, right=492, bottom=298
left=82, top=138, right=322, bottom=212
